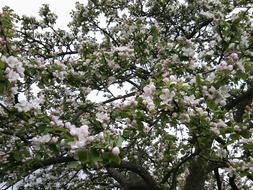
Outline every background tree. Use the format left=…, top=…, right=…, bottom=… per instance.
left=0, top=0, right=253, bottom=189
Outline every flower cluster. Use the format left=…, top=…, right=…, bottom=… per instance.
left=48, top=115, right=63, bottom=127
left=202, top=85, right=230, bottom=106
left=96, top=112, right=110, bottom=123
left=142, top=83, right=156, bottom=111
left=227, top=53, right=239, bottom=62
left=210, top=119, right=227, bottom=135
left=160, top=88, right=176, bottom=106
left=66, top=124, right=92, bottom=150
left=217, top=61, right=233, bottom=71
left=1, top=56, right=25, bottom=83
left=32, top=134, right=58, bottom=145
left=15, top=97, right=44, bottom=112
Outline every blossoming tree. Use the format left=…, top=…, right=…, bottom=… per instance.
left=1, top=0, right=253, bottom=189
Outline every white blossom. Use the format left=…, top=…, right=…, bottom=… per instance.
left=67, top=124, right=90, bottom=150
left=199, top=11, right=214, bottom=18
left=32, top=134, right=58, bottom=145
left=15, top=97, right=44, bottom=112
left=236, top=61, right=245, bottom=72
left=143, top=83, right=156, bottom=97
left=182, top=47, right=195, bottom=57
left=210, top=127, right=220, bottom=135
left=5, top=69, right=20, bottom=82
left=112, top=46, right=134, bottom=52
left=2, top=56, right=25, bottom=83
left=217, top=62, right=233, bottom=71
left=160, top=88, right=175, bottom=105
left=143, top=122, right=151, bottom=133
left=96, top=112, right=110, bottom=123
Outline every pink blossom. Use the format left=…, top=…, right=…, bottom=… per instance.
left=217, top=62, right=228, bottom=71
left=227, top=53, right=239, bottom=62
left=96, top=112, right=110, bottom=123
left=143, top=122, right=151, bottom=133
left=143, top=83, right=156, bottom=96
left=6, top=69, right=20, bottom=82
left=98, top=132, right=104, bottom=141
left=111, top=146, right=120, bottom=156
left=211, top=127, right=220, bottom=135
left=0, top=37, right=6, bottom=44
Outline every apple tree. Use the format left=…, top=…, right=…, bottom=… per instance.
left=0, top=0, right=253, bottom=189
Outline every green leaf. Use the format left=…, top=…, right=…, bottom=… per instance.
left=77, top=150, right=88, bottom=162
left=0, top=61, right=5, bottom=69
left=103, top=152, right=121, bottom=165
left=240, top=130, right=251, bottom=139
left=10, top=151, right=22, bottom=162
left=68, top=161, right=80, bottom=169
left=48, top=143, right=58, bottom=154
left=230, top=133, right=240, bottom=141
left=196, top=74, right=202, bottom=85
left=77, top=149, right=102, bottom=165
left=0, top=83, right=7, bottom=95
left=89, top=149, right=102, bottom=164
left=206, top=99, right=216, bottom=110
left=116, top=136, right=124, bottom=147
left=123, top=128, right=134, bottom=138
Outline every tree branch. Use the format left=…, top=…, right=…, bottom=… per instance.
left=214, top=169, right=222, bottom=190
left=28, top=156, right=75, bottom=171
left=108, top=160, right=160, bottom=190
left=106, top=167, right=127, bottom=187
left=229, top=175, right=239, bottom=190
left=225, top=85, right=253, bottom=122
left=162, top=152, right=198, bottom=184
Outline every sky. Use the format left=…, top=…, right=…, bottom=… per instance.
left=0, top=0, right=86, bottom=29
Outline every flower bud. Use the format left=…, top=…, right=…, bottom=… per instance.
left=111, top=146, right=120, bottom=156
left=228, top=53, right=239, bottom=62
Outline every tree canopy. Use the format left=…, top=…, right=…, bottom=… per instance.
left=0, top=0, right=253, bottom=189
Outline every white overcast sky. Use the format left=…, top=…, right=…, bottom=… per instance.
left=0, top=0, right=87, bottom=29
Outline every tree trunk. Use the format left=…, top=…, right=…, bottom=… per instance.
left=184, top=137, right=214, bottom=190
left=184, top=157, right=209, bottom=190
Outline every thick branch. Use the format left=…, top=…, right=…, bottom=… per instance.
left=108, top=160, right=160, bottom=190
left=106, top=168, right=127, bottom=187
left=185, top=18, right=213, bottom=39
left=26, top=156, right=75, bottom=172
left=0, top=129, right=30, bottom=144
left=44, top=50, right=78, bottom=59
left=184, top=157, right=209, bottom=190
left=225, top=86, right=253, bottom=111
left=161, top=152, right=197, bottom=184
left=225, top=86, right=253, bottom=122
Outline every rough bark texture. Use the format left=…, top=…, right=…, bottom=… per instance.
left=184, top=136, right=214, bottom=190
left=184, top=157, right=209, bottom=190
left=107, top=161, right=161, bottom=190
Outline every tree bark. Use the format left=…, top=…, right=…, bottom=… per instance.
left=184, top=157, right=209, bottom=190
left=108, top=160, right=160, bottom=190
left=184, top=136, right=214, bottom=190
